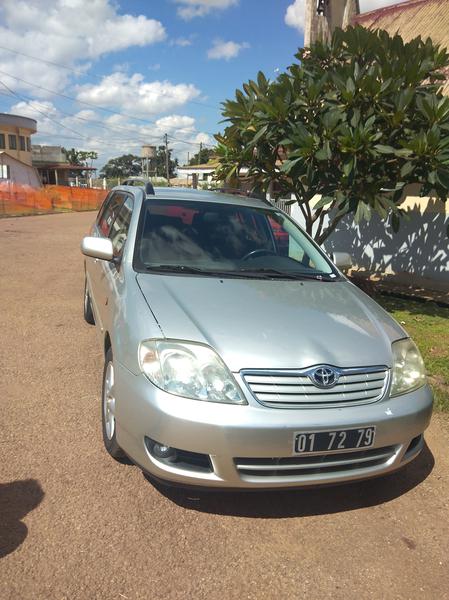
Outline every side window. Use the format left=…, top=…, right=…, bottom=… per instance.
left=97, top=192, right=126, bottom=237
left=109, top=196, right=133, bottom=258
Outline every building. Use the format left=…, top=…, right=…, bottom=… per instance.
left=177, top=160, right=220, bottom=188
left=353, top=0, right=449, bottom=95
left=315, top=0, right=449, bottom=287
left=304, top=0, right=359, bottom=45
left=0, top=113, right=41, bottom=187
left=32, top=145, right=97, bottom=186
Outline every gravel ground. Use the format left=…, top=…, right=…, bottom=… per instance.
left=1, top=211, right=449, bottom=600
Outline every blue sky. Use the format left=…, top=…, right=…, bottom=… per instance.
left=0, top=0, right=399, bottom=167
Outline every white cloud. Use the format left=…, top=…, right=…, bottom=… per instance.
left=0, top=0, right=166, bottom=96
left=170, top=37, right=194, bottom=47
left=285, top=0, right=305, bottom=33
left=76, top=73, right=201, bottom=116
left=175, top=0, right=238, bottom=20
left=10, top=98, right=213, bottom=167
left=207, top=39, right=249, bottom=61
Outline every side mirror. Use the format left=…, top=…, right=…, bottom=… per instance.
left=332, top=251, right=352, bottom=271
left=81, top=236, right=113, bottom=261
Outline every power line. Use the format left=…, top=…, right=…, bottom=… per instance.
left=0, top=79, right=95, bottom=142
left=0, top=44, right=219, bottom=111
left=0, top=80, right=214, bottom=151
left=0, top=86, right=167, bottom=146
left=0, top=69, right=217, bottom=148
left=0, top=70, right=217, bottom=132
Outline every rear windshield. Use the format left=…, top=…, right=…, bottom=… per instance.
left=133, top=200, right=337, bottom=280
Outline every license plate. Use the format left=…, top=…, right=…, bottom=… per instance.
left=293, top=426, right=376, bottom=455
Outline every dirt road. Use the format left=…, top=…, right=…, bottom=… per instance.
left=1, top=212, right=449, bottom=600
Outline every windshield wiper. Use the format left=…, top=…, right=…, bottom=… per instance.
left=238, top=268, right=335, bottom=281
left=145, top=265, right=251, bottom=277
left=145, top=265, right=209, bottom=275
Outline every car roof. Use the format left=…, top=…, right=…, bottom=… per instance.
left=113, top=185, right=273, bottom=210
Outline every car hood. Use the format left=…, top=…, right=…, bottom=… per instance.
left=136, top=274, right=406, bottom=372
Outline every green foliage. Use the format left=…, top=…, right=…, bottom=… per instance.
left=99, top=154, right=142, bottom=178
left=63, top=148, right=98, bottom=166
left=154, top=146, right=178, bottom=178
left=189, top=147, right=216, bottom=165
left=215, top=26, right=449, bottom=243
left=100, top=149, right=178, bottom=179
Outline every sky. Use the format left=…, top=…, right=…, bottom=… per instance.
left=0, top=0, right=405, bottom=169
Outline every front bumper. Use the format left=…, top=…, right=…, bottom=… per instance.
left=114, top=362, right=433, bottom=489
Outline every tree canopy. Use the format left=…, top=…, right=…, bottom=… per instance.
left=189, top=147, right=216, bottom=165
left=100, top=149, right=178, bottom=179
left=63, top=148, right=98, bottom=166
left=99, top=154, right=142, bottom=178
left=215, top=26, right=449, bottom=243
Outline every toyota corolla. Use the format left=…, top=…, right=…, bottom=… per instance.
left=81, top=185, right=432, bottom=489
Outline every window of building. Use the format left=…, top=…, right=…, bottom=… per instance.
left=0, top=164, right=11, bottom=179
left=0, top=133, right=5, bottom=149
left=8, top=135, right=17, bottom=150
left=26, top=137, right=31, bottom=152
left=19, top=136, right=26, bottom=151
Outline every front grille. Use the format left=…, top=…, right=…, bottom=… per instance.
left=234, top=445, right=397, bottom=478
left=242, top=366, right=389, bottom=408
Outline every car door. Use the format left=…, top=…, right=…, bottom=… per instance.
left=86, top=191, right=127, bottom=330
left=94, top=194, right=134, bottom=335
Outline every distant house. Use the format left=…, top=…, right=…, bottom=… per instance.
left=176, top=160, right=220, bottom=188
left=0, top=113, right=41, bottom=187
left=32, top=145, right=97, bottom=186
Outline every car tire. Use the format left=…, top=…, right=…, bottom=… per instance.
left=102, top=348, right=125, bottom=460
left=83, top=278, right=95, bottom=325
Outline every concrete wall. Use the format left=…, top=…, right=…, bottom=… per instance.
left=0, top=152, right=42, bottom=188
left=289, top=193, right=449, bottom=285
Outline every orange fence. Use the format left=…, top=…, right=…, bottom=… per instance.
left=0, top=183, right=108, bottom=217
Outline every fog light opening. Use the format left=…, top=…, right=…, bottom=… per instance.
left=146, top=437, right=177, bottom=462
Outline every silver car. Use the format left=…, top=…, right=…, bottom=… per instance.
left=81, top=186, right=433, bottom=489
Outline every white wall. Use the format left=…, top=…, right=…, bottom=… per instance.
left=0, top=153, right=41, bottom=187
left=287, top=194, right=449, bottom=285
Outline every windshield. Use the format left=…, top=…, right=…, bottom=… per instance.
left=133, top=199, right=338, bottom=280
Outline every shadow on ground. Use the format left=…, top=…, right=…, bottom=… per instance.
left=0, top=479, right=44, bottom=559
left=147, top=443, right=434, bottom=518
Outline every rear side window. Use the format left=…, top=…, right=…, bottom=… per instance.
left=109, top=196, right=133, bottom=257
left=97, top=192, right=126, bottom=237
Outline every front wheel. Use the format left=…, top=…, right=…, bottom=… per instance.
left=102, top=348, right=125, bottom=460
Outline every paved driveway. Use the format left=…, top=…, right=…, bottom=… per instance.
left=1, top=212, right=448, bottom=600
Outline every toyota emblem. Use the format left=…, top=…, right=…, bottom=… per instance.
left=309, top=366, right=339, bottom=388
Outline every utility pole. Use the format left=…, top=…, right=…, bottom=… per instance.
left=198, top=142, right=202, bottom=165
left=164, top=133, right=170, bottom=186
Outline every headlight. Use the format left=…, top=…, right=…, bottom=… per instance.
left=390, top=338, right=426, bottom=396
left=138, top=339, right=246, bottom=404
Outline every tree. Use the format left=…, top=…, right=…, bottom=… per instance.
left=63, top=148, right=98, bottom=167
left=99, top=154, right=142, bottom=178
left=189, top=147, right=216, bottom=165
left=154, top=146, right=178, bottom=178
left=215, top=26, right=449, bottom=243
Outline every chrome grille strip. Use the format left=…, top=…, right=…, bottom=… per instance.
left=234, top=445, right=397, bottom=478
left=242, top=365, right=389, bottom=408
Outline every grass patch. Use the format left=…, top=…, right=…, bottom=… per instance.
left=377, top=295, right=449, bottom=412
